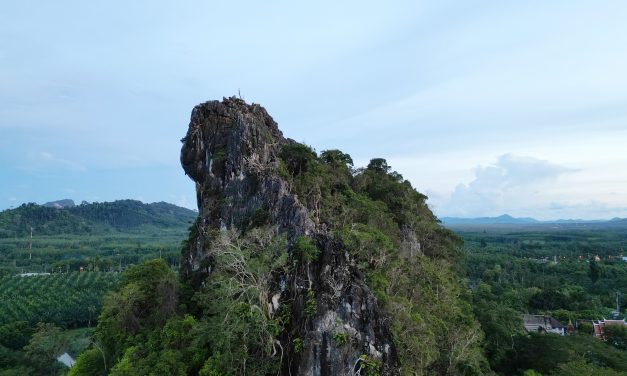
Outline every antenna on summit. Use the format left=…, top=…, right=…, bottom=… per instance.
left=238, top=89, right=243, bottom=100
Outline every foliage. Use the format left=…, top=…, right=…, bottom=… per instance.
left=0, top=321, right=33, bottom=350
left=522, top=370, right=542, bottom=376
left=85, top=259, right=179, bottom=370
left=319, top=149, right=353, bottom=168
left=332, top=332, right=348, bottom=346
left=292, top=338, right=304, bottom=354
left=279, top=143, right=317, bottom=177
left=495, top=333, right=627, bottom=375
left=190, top=228, right=288, bottom=375
left=1, top=326, right=93, bottom=376
left=247, top=206, right=270, bottom=229
left=472, top=283, right=525, bottom=365
left=552, top=358, right=625, bottom=376
left=603, top=324, right=627, bottom=350
left=588, top=257, right=600, bottom=283
left=23, top=323, right=68, bottom=375
left=304, top=289, right=317, bottom=318
left=104, top=314, right=201, bottom=376
left=357, top=354, right=382, bottom=376
left=71, top=227, right=291, bottom=375
left=336, top=224, right=395, bottom=269
left=68, top=348, right=107, bottom=376
left=292, top=235, right=319, bottom=263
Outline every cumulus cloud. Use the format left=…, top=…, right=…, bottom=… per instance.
left=440, top=154, right=577, bottom=217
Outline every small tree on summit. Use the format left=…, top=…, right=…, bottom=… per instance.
left=279, top=144, right=317, bottom=177
left=366, top=158, right=390, bottom=173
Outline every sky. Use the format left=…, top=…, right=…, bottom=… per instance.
left=1, top=1, right=627, bottom=220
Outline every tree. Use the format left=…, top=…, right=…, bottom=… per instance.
left=366, top=158, right=391, bottom=173
left=68, top=348, right=107, bottom=376
left=279, top=143, right=317, bottom=177
left=320, top=149, right=353, bottom=168
left=0, top=321, right=33, bottom=351
left=603, top=324, right=627, bottom=350
left=23, top=323, right=67, bottom=375
left=90, top=259, right=179, bottom=369
left=588, top=258, right=600, bottom=283
left=472, top=283, right=524, bottom=367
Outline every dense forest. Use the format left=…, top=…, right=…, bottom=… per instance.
left=459, top=225, right=627, bottom=375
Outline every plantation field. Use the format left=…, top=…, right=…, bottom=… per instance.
left=0, top=229, right=186, bottom=277
left=0, top=272, right=120, bottom=328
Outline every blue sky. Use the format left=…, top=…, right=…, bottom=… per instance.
left=1, top=1, right=627, bottom=219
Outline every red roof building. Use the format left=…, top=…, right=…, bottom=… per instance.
left=592, top=319, right=627, bottom=339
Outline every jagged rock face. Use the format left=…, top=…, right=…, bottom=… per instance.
left=180, top=97, right=398, bottom=375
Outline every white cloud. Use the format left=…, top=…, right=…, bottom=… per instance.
left=436, top=154, right=579, bottom=218
left=19, top=151, right=87, bottom=172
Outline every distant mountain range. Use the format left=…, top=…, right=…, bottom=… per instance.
left=0, top=199, right=198, bottom=237
left=441, top=214, right=626, bottom=226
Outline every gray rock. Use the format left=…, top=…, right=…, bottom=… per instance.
left=42, top=199, right=75, bottom=209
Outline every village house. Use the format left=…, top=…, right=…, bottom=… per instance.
left=522, top=314, right=567, bottom=335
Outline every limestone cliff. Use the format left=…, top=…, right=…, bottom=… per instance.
left=180, top=97, right=398, bottom=375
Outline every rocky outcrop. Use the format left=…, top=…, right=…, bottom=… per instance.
left=180, top=97, right=398, bottom=375
left=43, top=199, right=75, bottom=209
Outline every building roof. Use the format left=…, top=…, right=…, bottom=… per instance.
left=522, top=314, right=566, bottom=329
left=57, top=353, right=75, bottom=368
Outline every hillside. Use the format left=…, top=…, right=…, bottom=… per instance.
left=0, top=200, right=198, bottom=238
